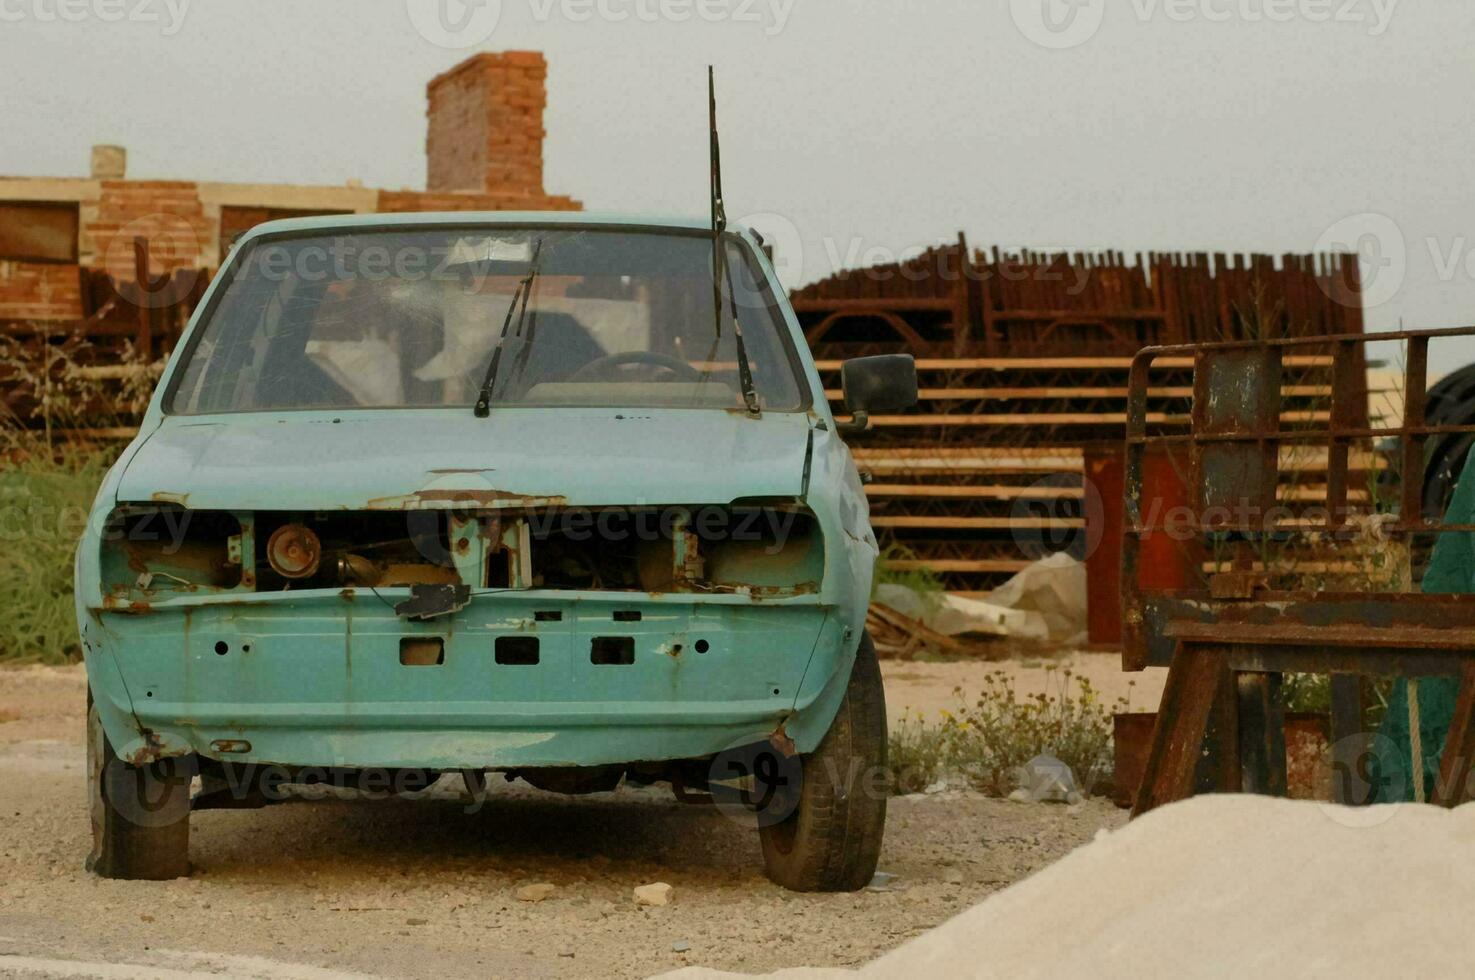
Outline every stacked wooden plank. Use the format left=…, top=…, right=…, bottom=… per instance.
left=794, top=238, right=1368, bottom=593
left=792, top=238, right=1364, bottom=357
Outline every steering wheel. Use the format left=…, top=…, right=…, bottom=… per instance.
left=566, top=351, right=704, bottom=384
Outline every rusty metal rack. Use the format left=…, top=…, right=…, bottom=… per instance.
left=1123, top=326, right=1475, bottom=816
left=793, top=239, right=1367, bottom=595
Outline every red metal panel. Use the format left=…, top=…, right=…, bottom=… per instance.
left=1090, top=444, right=1197, bottom=646
left=1139, top=446, right=1199, bottom=593
left=1085, top=445, right=1125, bottom=645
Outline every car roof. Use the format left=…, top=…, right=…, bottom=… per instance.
left=237, top=211, right=747, bottom=244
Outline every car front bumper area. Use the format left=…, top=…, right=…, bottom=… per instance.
left=81, top=590, right=856, bottom=772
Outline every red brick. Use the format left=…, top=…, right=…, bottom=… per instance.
left=426, top=51, right=568, bottom=202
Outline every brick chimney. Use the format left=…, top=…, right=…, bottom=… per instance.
left=426, top=51, right=548, bottom=198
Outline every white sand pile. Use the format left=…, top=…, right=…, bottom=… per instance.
left=661, top=795, right=1475, bottom=979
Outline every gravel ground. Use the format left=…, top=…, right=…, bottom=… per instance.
left=0, top=663, right=1128, bottom=979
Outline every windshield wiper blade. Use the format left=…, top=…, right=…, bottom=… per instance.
left=473, top=239, right=543, bottom=418
left=709, top=66, right=761, bottom=418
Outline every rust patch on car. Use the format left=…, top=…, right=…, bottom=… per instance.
left=102, top=593, right=153, bottom=615
left=769, top=722, right=797, bottom=759
left=365, top=489, right=569, bottom=511
left=123, top=728, right=168, bottom=765
left=746, top=582, right=820, bottom=600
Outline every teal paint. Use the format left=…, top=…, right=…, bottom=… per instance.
left=76, top=214, right=879, bottom=773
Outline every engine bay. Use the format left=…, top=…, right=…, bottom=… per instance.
left=100, top=502, right=824, bottom=611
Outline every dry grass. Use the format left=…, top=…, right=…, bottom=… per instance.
left=889, top=668, right=1131, bottom=798
left=0, top=337, right=150, bottom=663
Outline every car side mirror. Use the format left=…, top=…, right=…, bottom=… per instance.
left=838, top=354, right=918, bottom=435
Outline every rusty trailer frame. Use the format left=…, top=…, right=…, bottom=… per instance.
left=1122, top=326, right=1475, bottom=816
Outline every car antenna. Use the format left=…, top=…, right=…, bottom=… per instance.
left=709, top=66, right=762, bottom=418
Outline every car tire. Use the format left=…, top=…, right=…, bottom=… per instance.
left=86, top=698, right=192, bottom=880
left=1421, top=363, right=1475, bottom=520
left=758, top=630, right=888, bottom=892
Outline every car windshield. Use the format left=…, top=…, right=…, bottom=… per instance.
left=167, top=227, right=808, bottom=414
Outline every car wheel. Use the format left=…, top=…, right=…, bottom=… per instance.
left=758, top=630, right=888, bottom=892
left=86, top=697, right=192, bottom=880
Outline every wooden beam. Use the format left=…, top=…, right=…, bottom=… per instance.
left=814, top=356, right=1333, bottom=371
left=851, top=411, right=1331, bottom=427
left=1133, top=646, right=1230, bottom=818
left=880, top=559, right=1030, bottom=574
left=852, top=447, right=1083, bottom=460
left=864, top=484, right=1084, bottom=500
left=1435, top=662, right=1475, bottom=807
left=862, top=413, right=1185, bottom=427
left=792, top=297, right=957, bottom=312
left=1330, top=675, right=1370, bottom=806
left=857, top=459, right=1084, bottom=475
left=1237, top=673, right=1288, bottom=797
left=870, top=516, right=1085, bottom=530
left=826, top=385, right=1333, bottom=401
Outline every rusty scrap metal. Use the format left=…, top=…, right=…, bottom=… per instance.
left=792, top=240, right=1368, bottom=596
left=1123, top=326, right=1475, bottom=816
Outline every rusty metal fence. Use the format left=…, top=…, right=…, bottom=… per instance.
left=1122, top=326, right=1475, bottom=814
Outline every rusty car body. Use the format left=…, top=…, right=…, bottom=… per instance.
left=77, top=212, right=914, bottom=890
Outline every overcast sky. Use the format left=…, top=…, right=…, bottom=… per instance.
left=4, top=0, right=1473, bottom=357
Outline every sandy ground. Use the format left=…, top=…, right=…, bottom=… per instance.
left=882, top=652, right=1166, bottom=724
left=669, top=794, right=1475, bottom=979
left=0, top=658, right=1145, bottom=980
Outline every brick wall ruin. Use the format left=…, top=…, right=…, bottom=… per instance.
left=0, top=51, right=581, bottom=326
left=90, top=181, right=213, bottom=282
left=0, top=262, right=79, bottom=321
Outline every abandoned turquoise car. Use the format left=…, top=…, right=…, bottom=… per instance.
left=76, top=212, right=916, bottom=891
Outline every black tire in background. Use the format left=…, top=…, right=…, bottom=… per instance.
left=86, top=699, right=192, bottom=880
left=758, top=631, right=888, bottom=892
left=1421, top=363, right=1475, bottom=520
